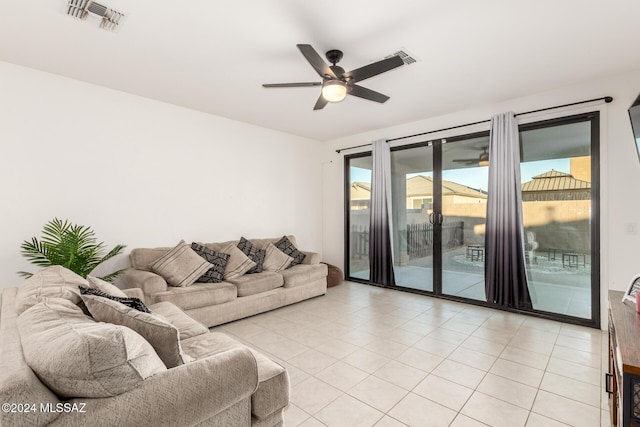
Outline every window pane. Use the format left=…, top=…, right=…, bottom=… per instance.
left=441, top=136, right=489, bottom=301
left=520, top=121, right=592, bottom=319
left=348, top=156, right=372, bottom=280
left=391, top=146, right=434, bottom=291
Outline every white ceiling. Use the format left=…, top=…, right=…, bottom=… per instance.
left=2, top=0, right=640, bottom=141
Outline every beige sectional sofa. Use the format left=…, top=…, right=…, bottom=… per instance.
left=122, top=236, right=328, bottom=327
left=0, top=266, right=290, bottom=426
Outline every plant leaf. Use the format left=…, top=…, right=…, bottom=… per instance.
left=98, top=269, right=126, bottom=283
left=19, top=218, right=126, bottom=280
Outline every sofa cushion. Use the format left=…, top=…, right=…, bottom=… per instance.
left=81, top=294, right=192, bottom=368
left=80, top=285, right=151, bottom=313
left=149, top=301, right=209, bottom=340
left=130, top=247, right=171, bottom=271
left=279, top=264, right=328, bottom=288
left=220, top=243, right=256, bottom=280
left=151, top=282, right=237, bottom=310
left=17, top=298, right=166, bottom=398
left=15, top=266, right=89, bottom=315
left=237, top=237, right=265, bottom=274
left=151, top=240, right=213, bottom=287
left=181, top=332, right=289, bottom=420
left=191, top=243, right=230, bottom=283
left=227, top=271, right=284, bottom=297
left=275, top=235, right=306, bottom=268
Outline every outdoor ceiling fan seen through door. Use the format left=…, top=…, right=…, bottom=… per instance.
left=262, top=44, right=404, bottom=110
left=452, top=146, right=490, bottom=166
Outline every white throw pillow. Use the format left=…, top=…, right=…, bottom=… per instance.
left=151, top=240, right=213, bottom=287
left=221, top=243, right=256, bottom=280
left=87, top=276, right=128, bottom=297
left=262, top=243, right=294, bottom=272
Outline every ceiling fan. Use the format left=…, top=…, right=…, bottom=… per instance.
left=262, top=44, right=405, bottom=110
left=452, top=146, right=490, bottom=166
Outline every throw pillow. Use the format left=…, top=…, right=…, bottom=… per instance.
left=262, top=243, right=294, bottom=272
left=87, top=276, right=128, bottom=298
left=81, top=294, right=192, bottom=368
left=151, top=240, right=213, bottom=287
left=17, top=298, right=166, bottom=398
left=190, top=243, right=230, bottom=283
left=237, top=237, right=266, bottom=274
left=79, top=286, right=151, bottom=313
left=275, top=235, right=306, bottom=268
left=221, top=243, right=256, bottom=280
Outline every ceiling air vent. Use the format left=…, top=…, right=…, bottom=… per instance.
left=385, top=49, right=418, bottom=66
left=67, top=0, right=125, bottom=32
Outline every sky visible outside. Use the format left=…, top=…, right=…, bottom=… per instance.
left=350, top=158, right=571, bottom=190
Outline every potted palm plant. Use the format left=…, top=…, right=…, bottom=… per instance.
left=19, top=218, right=126, bottom=282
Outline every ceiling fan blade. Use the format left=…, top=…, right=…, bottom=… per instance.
left=313, top=94, right=328, bottom=110
left=262, top=82, right=322, bottom=88
left=343, top=55, right=404, bottom=83
left=297, top=44, right=337, bottom=79
left=349, top=84, right=390, bottom=103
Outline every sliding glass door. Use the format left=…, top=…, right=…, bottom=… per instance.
left=385, top=136, right=490, bottom=299
left=389, top=144, right=434, bottom=292
left=519, top=115, right=599, bottom=320
left=347, top=154, right=372, bottom=281
left=345, top=112, right=599, bottom=326
left=440, top=135, right=489, bottom=302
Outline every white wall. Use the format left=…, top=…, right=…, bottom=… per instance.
left=0, top=61, right=324, bottom=288
left=322, top=69, right=640, bottom=327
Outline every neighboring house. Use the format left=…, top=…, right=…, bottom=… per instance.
left=521, top=169, right=591, bottom=201
left=406, top=175, right=487, bottom=208
left=349, top=175, right=487, bottom=210
left=350, top=182, right=371, bottom=210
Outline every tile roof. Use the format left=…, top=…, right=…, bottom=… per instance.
left=521, top=169, right=591, bottom=192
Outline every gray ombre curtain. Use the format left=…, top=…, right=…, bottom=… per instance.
left=369, top=139, right=396, bottom=286
left=484, top=112, right=532, bottom=309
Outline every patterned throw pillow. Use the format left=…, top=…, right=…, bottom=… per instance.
left=191, top=243, right=230, bottom=283
left=275, top=236, right=306, bottom=268
left=237, top=237, right=266, bottom=274
left=79, top=286, right=151, bottom=313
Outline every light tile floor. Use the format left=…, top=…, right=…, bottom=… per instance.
left=212, top=281, right=609, bottom=427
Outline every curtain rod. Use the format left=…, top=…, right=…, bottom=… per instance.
left=335, top=96, right=613, bottom=153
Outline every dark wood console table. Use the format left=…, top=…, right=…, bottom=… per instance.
left=607, top=290, right=640, bottom=427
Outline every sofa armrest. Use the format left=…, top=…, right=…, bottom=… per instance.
left=301, top=251, right=320, bottom=265
left=57, top=347, right=258, bottom=427
left=122, top=268, right=168, bottom=296
left=121, top=287, right=146, bottom=304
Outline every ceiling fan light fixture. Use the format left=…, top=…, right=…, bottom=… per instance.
left=321, top=80, right=347, bottom=103
left=478, top=152, right=490, bottom=167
